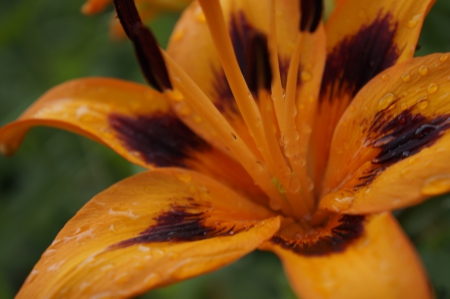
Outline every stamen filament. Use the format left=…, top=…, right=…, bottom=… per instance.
left=197, top=0, right=272, bottom=167
left=259, top=89, right=310, bottom=217
left=162, top=52, right=293, bottom=216
left=283, top=33, right=315, bottom=214
left=268, top=0, right=285, bottom=129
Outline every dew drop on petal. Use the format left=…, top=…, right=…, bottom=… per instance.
left=175, top=171, right=192, bottom=183
left=334, top=196, right=355, bottom=210
left=401, top=72, right=411, bottom=82
left=172, top=29, right=184, bottom=41
left=254, top=161, right=264, bottom=173
left=417, top=96, right=428, bottom=109
left=427, top=83, right=438, bottom=94
left=114, top=272, right=131, bottom=284
left=301, top=71, right=312, bottom=82
left=378, top=93, right=395, bottom=111
left=26, top=270, right=40, bottom=283
left=418, top=65, right=428, bottom=76
left=407, top=14, right=422, bottom=28
left=381, top=74, right=389, bottom=81
left=193, top=115, right=202, bottom=123
left=144, top=272, right=160, bottom=285
left=421, top=175, right=450, bottom=195
left=166, top=90, right=184, bottom=102
left=440, top=54, right=449, bottom=62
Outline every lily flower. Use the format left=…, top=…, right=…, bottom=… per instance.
left=1, top=0, right=449, bottom=298
left=82, top=0, right=193, bottom=39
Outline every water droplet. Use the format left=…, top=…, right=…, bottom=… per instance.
left=421, top=175, right=450, bottom=195
left=301, top=71, right=312, bottom=82
left=175, top=171, right=192, bottom=183
left=418, top=65, right=428, bottom=76
left=254, top=161, right=264, bottom=173
left=101, top=264, right=114, bottom=272
left=417, top=96, right=428, bottom=109
left=427, top=83, right=438, bottom=94
left=167, top=252, right=180, bottom=260
left=47, top=260, right=66, bottom=272
left=401, top=102, right=407, bottom=110
left=306, top=177, right=314, bottom=191
left=378, top=93, right=395, bottom=111
left=177, top=103, right=191, bottom=116
left=440, top=54, right=449, bottom=62
left=79, top=281, right=91, bottom=292
left=334, top=196, right=355, bottom=210
left=41, top=250, right=56, bottom=258
left=26, top=270, right=40, bottom=283
left=144, top=272, right=160, bottom=284
left=381, top=74, right=389, bottom=81
left=400, top=167, right=410, bottom=177
left=166, top=90, right=184, bottom=102
left=288, top=176, right=301, bottom=193
left=172, top=29, right=184, bottom=41
left=108, top=208, right=140, bottom=220
left=115, top=273, right=131, bottom=284
left=193, top=115, right=202, bottom=123
left=109, top=224, right=117, bottom=233
left=401, top=72, right=411, bottom=82
left=407, top=13, right=422, bottom=29
left=269, top=198, right=282, bottom=211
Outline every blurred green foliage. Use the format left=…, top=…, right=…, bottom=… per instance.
left=0, top=0, right=449, bottom=298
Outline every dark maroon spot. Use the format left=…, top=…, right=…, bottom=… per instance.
left=320, top=12, right=399, bottom=103
left=113, top=0, right=172, bottom=92
left=271, top=215, right=365, bottom=256
left=356, top=109, right=450, bottom=188
left=111, top=204, right=250, bottom=248
left=109, top=113, right=210, bottom=167
left=212, top=11, right=297, bottom=111
left=212, top=11, right=262, bottom=112
left=246, top=31, right=273, bottom=93
left=300, top=0, right=323, bottom=33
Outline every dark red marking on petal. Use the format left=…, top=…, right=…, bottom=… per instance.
left=212, top=11, right=296, bottom=111
left=320, top=12, right=399, bottom=103
left=246, top=31, right=273, bottom=93
left=111, top=204, right=251, bottom=248
left=109, top=113, right=210, bottom=167
left=300, top=0, right=323, bottom=33
left=356, top=109, right=450, bottom=188
left=271, top=215, right=365, bottom=256
left=212, top=11, right=262, bottom=112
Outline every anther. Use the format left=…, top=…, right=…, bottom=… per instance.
left=113, top=0, right=172, bottom=91
left=299, top=0, right=323, bottom=33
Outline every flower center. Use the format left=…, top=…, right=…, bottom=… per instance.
left=114, top=0, right=325, bottom=223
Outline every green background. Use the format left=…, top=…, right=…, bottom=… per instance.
left=0, top=1, right=450, bottom=298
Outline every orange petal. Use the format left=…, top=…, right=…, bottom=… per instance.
left=81, top=0, right=111, bottom=14
left=17, top=168, right=280, bottom=299
left=0, top=78, right=265, bottom=200
left=320, top=53, right=450, bottom=213
left=310, top=0, right=435, bottom=191
left=167, top=0, right=300, bottom=157
left=261, top=212, right=431, bottom=299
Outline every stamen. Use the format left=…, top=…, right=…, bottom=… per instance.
left=162, top=52, right=293, bottom=216
left=113, top=0, right=172, bottom=92
left=247, top=31, right=312, bottom=218
left=299, top=0, right=323, bottom=33
left=268, top=0, right=285, bottom=127
left=197, top=0, right=271, bottom=167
